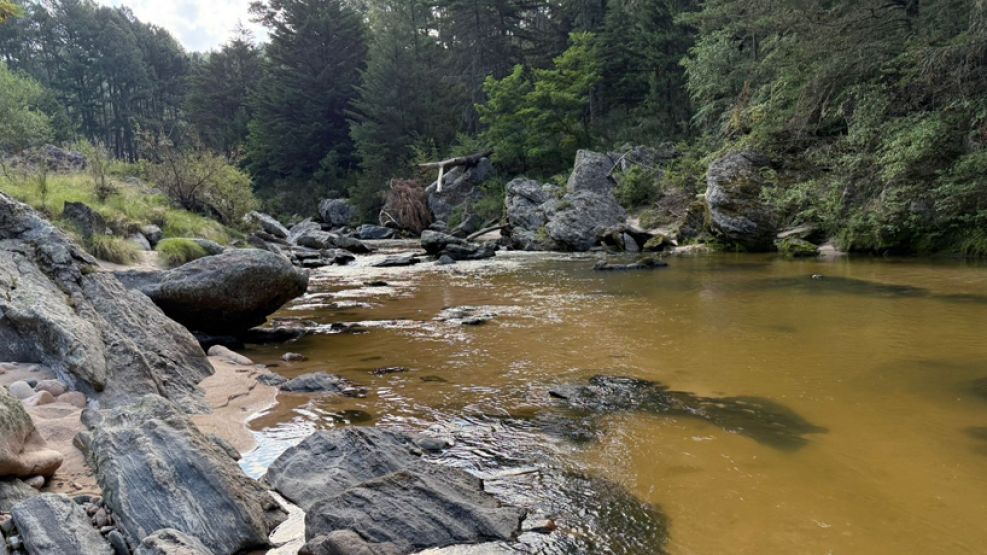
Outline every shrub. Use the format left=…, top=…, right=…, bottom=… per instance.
left=615, top=165, right=659, bottom=208
left=88, top=235, right=140, bottom=265
left=156, top=238, right=209, bottom=268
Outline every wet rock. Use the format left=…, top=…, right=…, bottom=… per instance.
left=62, top=201, right=107, bottom=239
left=593, top=257, right=668, bottom=271
left=0, top=479, right=38, bottom=512
left=256, top=373, right=288, bottom=387
left=11, top=493, right=113, bottom=554
left=206, top=345, right=254, bottom=366
left=549, top=376, right=825, bottom=450
left=84, top=395, right=287, bottom=554
left=0, top=194, right=213, bottom=408
left=374, top=254, right=421, bottom=268
left=305, top=467, right=523, bottom=553
left=706, top=151, right=777, bottom=251
left=281, top=352, right=307, bottom=362
left=133, top=528, right=212, bottom=555
left=122, top=249, right=308, bottom=335
left=319, top=199, right=354, bottom=228
left=776, top=237, right=819, bottom=258
left=244, top=211, right=289, bottom=240
left=436, top=254, right=456, bottom=266
left=437, top=307, right=495, bottom=326
left=332, top=235, right=372, bottom=254
left=372, top=367, right=409, bottom=376
left=421, top=231, right=495, bottom=261
left=279, top=373, right=367, bottom=398
left=355, top=224, right=395, bottom=240
left=0, top=388, right=64, bottom=479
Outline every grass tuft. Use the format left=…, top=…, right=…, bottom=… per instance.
left=156, top=238, right=209, bottom=268
left=89, top=235, right=140, bottom=265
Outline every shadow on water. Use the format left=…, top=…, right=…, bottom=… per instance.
left=548, top=376, right=826, bottom=451
left=752, top=276, right=987, bottom=305
left=965, top=427, right=987, bottom=456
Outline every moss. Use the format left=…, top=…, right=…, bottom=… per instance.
left=776, top=237, right=819, bottom=258
left=88, top=235, right=141, bottom=265
left=156, top=238, right=209, bottom=268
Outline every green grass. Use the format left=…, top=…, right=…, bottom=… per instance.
left=0, top=171, right=232, bottom=259
left=88, top=235, right=140, bottom=265
left=156, top=238, right=209, bottom=268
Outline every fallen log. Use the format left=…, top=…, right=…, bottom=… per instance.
left=419, top=150, right=493, bottom=192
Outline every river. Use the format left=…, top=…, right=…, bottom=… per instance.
left=239, top=245, right=987, bottom=554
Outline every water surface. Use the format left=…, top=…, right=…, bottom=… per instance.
left=243, top=248, right=987, bottom=554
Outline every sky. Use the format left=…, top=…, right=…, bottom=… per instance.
left=100, top=0, right=268, bottom=52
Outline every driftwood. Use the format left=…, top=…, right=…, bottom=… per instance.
left=418, top=150, right=493, bottom=192
left=380, top=179, right=432, bottom=234
left=466, top=225, right=505, bottom=242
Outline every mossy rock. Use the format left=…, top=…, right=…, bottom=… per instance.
left=776, top=237, right=819, bottom=258
left=642, top=234, right=670, bottom=252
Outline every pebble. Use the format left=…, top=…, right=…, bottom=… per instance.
left=6, top=381, right=34, bottom=400
left=281, top=352, right=307, bottom=362
left=57, top=391, right=87, bottom=408
left=22, top=390, right=56, bottom=407
left=23, top=476, right=45, bottom=490
left=34, top=379, right=67, bottom=397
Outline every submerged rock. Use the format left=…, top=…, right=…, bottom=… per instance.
left=374, top=254, right=421, bottom=268
left=85, top=395, right=287, bottom=554
left=593, top=257, right=668, bottom=271
left=0, top=193, right=213, bottom=408
left=706, top=151, right=777, bottom=251
left=120, top=248, right=308, bottom=335
left=279, top=372, right=367, bottom=397
left=549, top=376, right=825, bottom=450
left=776, top=237, right=819, bottom=258
left=11, top=493, right=113, bottom=554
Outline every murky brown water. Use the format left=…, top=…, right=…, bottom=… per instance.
left=242, top=245, right=987, bottom=555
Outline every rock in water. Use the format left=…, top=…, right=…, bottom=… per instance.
left=85, top=395, right=287, bottom=554
left=354, top=224, right=395, bottom=240
left=1, top=381, right=64, bottom=480
left=705, top=151, right=777, bottom=251
left=244, top=211, right=289, bottom=240
left=319, top=199, right=353, bottom=228
left=11, top=493, right=113, bottom=554
left=123, top=249, right=308, bottom=335
left=0, top=193, right=213, bottom=409
left=279, top=373, right=367, bottom=397
left=133, top=529, right=213, bottom=555
left=305, top=467, right=523, bottom=553
left=420, top=231, right=495, bottom=261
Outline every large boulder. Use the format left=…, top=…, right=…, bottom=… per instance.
left=319, top=199, right=353, bottom=228
left=11, top=493, right=113, bottom=554
left=705, top=151, right=777, bottom=251
left=354, top=224, right=395, bottom=240
left=0, top=389, right=63, bottom=479
left=0, top=193, right=213, bottom=409
left=244, top=211, right=289, bottom=240
left=84, top=395, right=287, bottom=554
left=61, top=201, right=107, bottom=239
left=120, top=248, right=308, bottom=335
left=502, top=151, right=627, bottom=252
left=0, top=478, right=39, bottom=512
left=265, top=428, right=523, bottom=554
left=425, top=157, right=495, bottom=224
left=420, top=231, right=495, bottom=261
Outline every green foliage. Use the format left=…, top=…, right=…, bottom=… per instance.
left=0, top=0, right=21, bottom=23
left=89, top=235, right=140, bottom=265
left=156, top=238, right=209, bottom=268
left=615, top=166, right=659, bottom=209
left=0, top=63, right=52, bottom=155
left=478, top=33, right=602, bottom=176
left=472, top=178, right=507, bottom=222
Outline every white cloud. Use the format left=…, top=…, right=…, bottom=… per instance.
left=99, top=0, right=268, bottom=52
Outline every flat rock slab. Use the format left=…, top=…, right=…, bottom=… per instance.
left=11, top=493, right=113, bottom=555
left=85, top=395, right=286, bottom=554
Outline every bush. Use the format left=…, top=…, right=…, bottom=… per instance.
left=615, top=165, right=659, bottom=208
left=156, top=238, right=209, bottom=268
left=88, top=235, right=140, bottom=265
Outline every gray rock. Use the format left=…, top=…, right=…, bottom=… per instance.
left=0, top=479, right=39, bottom=512
left=106, top=531, right=129, bottom=555
left=593, top=257, right=668, bottom=271
left=1, top=385, right=63, bottom=480
left=503, top=178, right=555, bottom=251
left=354, top=224, right=395, bottom=240
left=62, top=202, right=107, bottom=239
left=279, top=373, right=366, bottom=397
left=305, top=467, right=523, bottom=553
left=141, top=225, right=163, bottom=247
left=265, top=428, right=423, bottom=511
left=20, top=145, right=88, bottom=172
left=566, top=149, right=615, bottom=195
left=189, top=238, right=225, bottom=256
left=281, top=352, right=306, bottom=362
left=133, top=529, right=212, bottom=555
left=34, top=379, right=67, bottom=397
left=121, top=249, right=308, bottom=335
left=705, top=151, right=777, bottom=251
left=287, top=218, right=322, bottom=244
left=425, top=158, right=494, bottom=223
left=85, top=395, right=287, bottom=554
left=301, top=530, right=401, bottom=555
left=244, top=211, right=289, bottom=240
left=545, top=190, right=626, bottom=252
left=450, top=213, right=485, bottom=238
left=206, top=345, right=253, bottom=366
left=11, top=493, right=113, bottom=554
left=373, top=255, right=420, bottom=268
left=7, top=381, right=34, bottom=400
left=319, top=199, right=353, bottom=228
left=436, top=255, right=456, bottom=266
left=127, top=233, right=152, bottom=251
left=420, top=231, right=494, bottom=261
